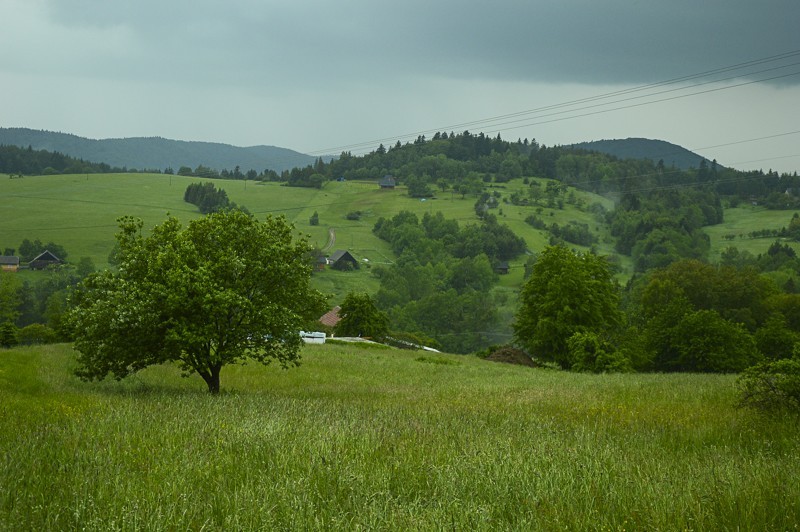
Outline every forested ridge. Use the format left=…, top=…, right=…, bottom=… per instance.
left=0, top=128, right=318, bottom=174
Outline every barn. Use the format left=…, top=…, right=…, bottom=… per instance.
left=29, top=250, right=62, bottom=270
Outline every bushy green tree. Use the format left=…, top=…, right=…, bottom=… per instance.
left=669, top=310, right=761, bottom=372
left=514, top=246, right=622, bottom=368
left=334, top=293, right=389, bottom=338
left=738, top=355, right=800, bottom=414
left=66, top=210, right=326, bottom=393
left=567, top=331, right=632, bottom=373
left=755, top=314, right=800, bottom=360
left=17, top=323, right=59, bottom=345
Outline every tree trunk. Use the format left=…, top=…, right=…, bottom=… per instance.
left=200, top=366, right=221, bottom=394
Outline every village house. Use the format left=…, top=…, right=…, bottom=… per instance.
left=29, top=250, right=62, bottom=270
left=328, top=250, right=359, bottom=270
left=0, top=256, right=20, bottom=272
left=378, top=175, right=396, bottom=189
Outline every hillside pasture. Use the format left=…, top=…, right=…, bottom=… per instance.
left=1, top=172, right=619, bottom=302
left=1, top=343, right=797, bottom=530
left=705, top=205, right=800, bottom=261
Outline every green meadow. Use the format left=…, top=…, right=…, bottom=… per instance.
left=1, top=343, right=798, bottom=530
left=705, top=204, right=800, bottom=261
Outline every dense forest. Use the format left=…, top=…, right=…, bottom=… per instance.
left=0, top=144, right=126, bottom=175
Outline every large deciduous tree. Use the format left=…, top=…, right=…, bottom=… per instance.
left=513, top=245, right=622, bottom=368
left=66, top=210, right=326, bottom=393
left=334, top=292, right=389, bottom=338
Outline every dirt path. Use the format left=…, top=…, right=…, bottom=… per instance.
left=322, top=227, right=336, bottom=251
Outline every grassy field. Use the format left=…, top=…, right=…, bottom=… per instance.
left=705, top=204, right=800, bottom=261
left=1, top=343, right=798, bottom=530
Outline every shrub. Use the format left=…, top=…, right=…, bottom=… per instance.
left=484, top=345, right=537, bottom=367
left=0, top=322, right=18, bottom=348
left=17, top=323, right=60, bottom=345
left=567, top=332, right=632, bottom=373
left=737, top=357, right=800, bottom=414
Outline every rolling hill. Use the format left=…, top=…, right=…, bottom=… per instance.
left=570, top=138, right=716, bottom=170
left=0, top=128, right=321, bottom=173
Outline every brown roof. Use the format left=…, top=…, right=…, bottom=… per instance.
left=319, top=306, right=342, bottom=327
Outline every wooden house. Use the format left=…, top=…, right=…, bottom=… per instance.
left=328, top=250, right=359, bottom=270
left=378, top=175, right=396, bottom=189
left=0, top=256, right=20, bottom=272
left=29, top=250, right=62, bottom=270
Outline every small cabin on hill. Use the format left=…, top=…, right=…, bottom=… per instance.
left=29, top=250, right=62, bottom=270
left=0, top=256, right=20, bottom=272
left=379, top=175, right=396, bottom=189
left=329, top=250, right=359, bottom=271
left=495, top=261, right=510, bottom=275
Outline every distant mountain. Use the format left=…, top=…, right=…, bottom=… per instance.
left=570, top=138, right=716, bottom=171
left=0, top=128, right=320, bottom=173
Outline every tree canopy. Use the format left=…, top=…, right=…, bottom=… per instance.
left=66, top=210, right=326, bottom=393
left=334, top=293, right=389, bottom=338
left=514, top=246, right=622, bottom=368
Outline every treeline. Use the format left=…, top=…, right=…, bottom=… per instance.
left=275, top=131, right=799, bottom=205
left=175, top=164, right=280, bottom=182
left=516, top=245, right=800, bottom=375
left=370, top=210, right=526, bottom=353
left=0, top=255, right=96, bottom=346
left=183, top=182, right=246, bottom=214
left=4, top=238, right=69, bottom=262
left=0, top=144, right=125, bottom=175
left=624, top=258, right=800, bottom=372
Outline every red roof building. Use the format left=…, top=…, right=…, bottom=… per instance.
left=319, top=306, right=342, bottom=328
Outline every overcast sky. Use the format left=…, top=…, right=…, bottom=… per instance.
left=2, top=0, right=799, bottom=172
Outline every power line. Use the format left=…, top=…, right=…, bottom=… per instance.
left=480, top=70, right=800, bottom=138
left=307, top=49, right=800, bottom=156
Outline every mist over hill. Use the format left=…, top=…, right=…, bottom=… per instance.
left=0, top=128, right=320, bottom=173
left=570, top=138, right=715, bottom=170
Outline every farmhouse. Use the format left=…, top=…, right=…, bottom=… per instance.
left=29, top=250, right=62, bottom=270
left=378, top=175, right=396, bottom=189
left=328, top=250, right=359, bottom=270
left=0, top=256, right=20, bottom=272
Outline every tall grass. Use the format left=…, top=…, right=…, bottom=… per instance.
left=1, top=343, right=798, bottom=530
